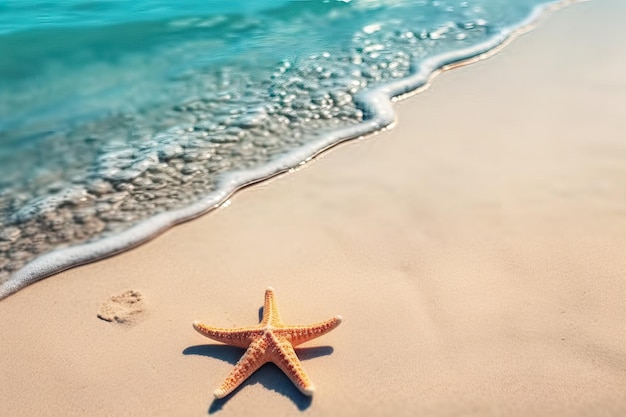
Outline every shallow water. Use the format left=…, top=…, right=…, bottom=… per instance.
left=0, top=0, right=556, bottom=297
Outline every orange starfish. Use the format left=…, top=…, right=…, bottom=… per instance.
left=193, top=287, right=342, bottom=398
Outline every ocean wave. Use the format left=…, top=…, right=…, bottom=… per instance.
left=0, top=0, right=567, bottom=298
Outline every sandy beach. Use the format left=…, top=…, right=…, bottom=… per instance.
left=1, top=1, right=625, bottom=416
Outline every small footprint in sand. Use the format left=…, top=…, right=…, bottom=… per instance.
left=97, top=290, right=146, bottom=325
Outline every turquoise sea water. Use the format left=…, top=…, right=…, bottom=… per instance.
left=0, top=0, right=556, bottom=297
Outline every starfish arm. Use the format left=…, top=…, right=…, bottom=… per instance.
left=192, top=321, right=262, bottom=349
left=270, top=334, right=316, bottom=396
left=260, top=287, right=284, bottom=326
left=279, top=315, right=343, bottom=347
left=213, top=335, right=270, bottom=399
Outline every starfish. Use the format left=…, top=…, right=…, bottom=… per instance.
left=193, top=287, right=342, bottom=398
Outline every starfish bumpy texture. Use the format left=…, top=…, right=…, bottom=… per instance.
left=193, top=287, right=342, bottom=398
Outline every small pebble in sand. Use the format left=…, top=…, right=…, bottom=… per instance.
left=97, top=290, right=146, bottom=325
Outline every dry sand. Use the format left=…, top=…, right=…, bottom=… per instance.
left=1, top=1, right=625, bottom=416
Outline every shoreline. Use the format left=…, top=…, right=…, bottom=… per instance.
left=1, top=1, right=626, bottom=416
left=0, top=0, right=573, bottom=300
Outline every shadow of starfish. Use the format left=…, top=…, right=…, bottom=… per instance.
left=183, top=344, right=333, bottom=413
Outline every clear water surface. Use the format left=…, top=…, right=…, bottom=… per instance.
left=0, top=0, right=557, bottom=297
